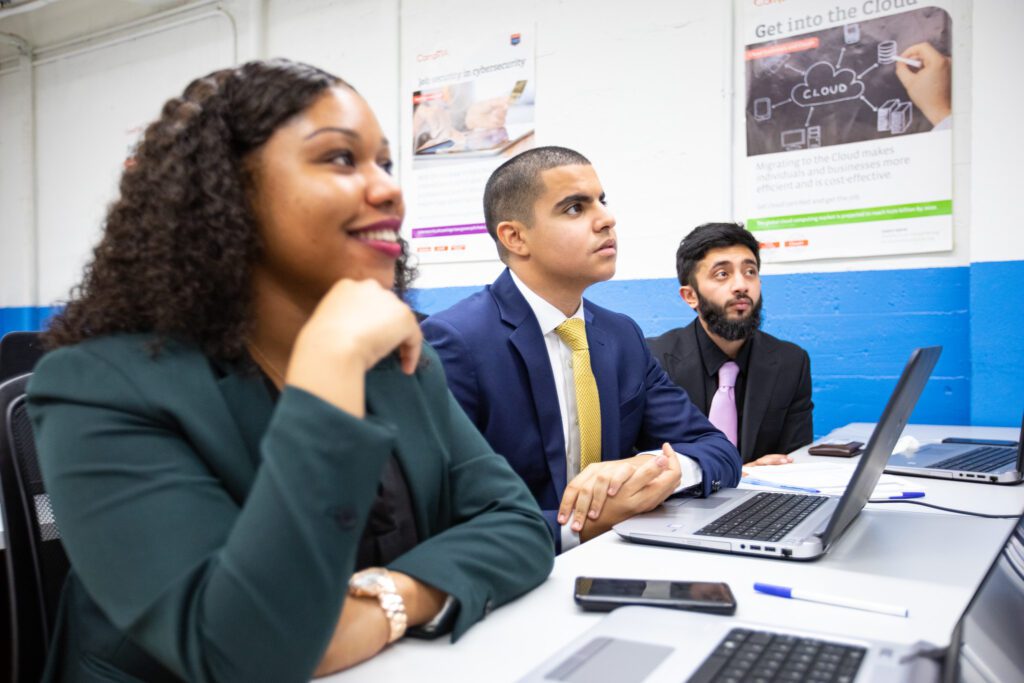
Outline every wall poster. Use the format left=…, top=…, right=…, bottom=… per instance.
left=402, top=27, right=536, bottom=264
left=737, top=0, right=953, bottom=262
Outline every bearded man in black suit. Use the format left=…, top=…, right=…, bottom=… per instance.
left=648, top=222, right=813, bottom=466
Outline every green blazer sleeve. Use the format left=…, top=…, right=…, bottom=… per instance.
left=29, top=341, right=395, bottom=682
left=387, top=346, right=554, bottom=640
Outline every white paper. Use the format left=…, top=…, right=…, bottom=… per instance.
left=739, top=461, right=921, bottom=497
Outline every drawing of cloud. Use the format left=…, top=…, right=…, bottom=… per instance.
left=791, top=62, right=864, bottom=107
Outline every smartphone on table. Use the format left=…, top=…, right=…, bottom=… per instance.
left=574, top=577, right=737, bottom=615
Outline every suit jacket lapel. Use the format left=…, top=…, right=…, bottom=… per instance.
left=205, top=358, right=273, bottom=498
left=677, top=322, right=709, bottom=410
left=741, top=332, right=778, bottom=463
left=656, top=321, right=707, bottom=409
left=493, top=270, right=569, bottom=496
left=366, top=358, right=442, bottom=534
left=583, top=306, right=618, bottom=462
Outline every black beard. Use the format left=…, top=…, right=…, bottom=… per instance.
left=697, top=290, right=763, bottom=341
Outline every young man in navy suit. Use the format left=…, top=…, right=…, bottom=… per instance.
left=422, top=147, right=741, bottom=552
left=647, top=222, right=813, bottom=465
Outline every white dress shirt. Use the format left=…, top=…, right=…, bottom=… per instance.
left=509, top=273, right=702, bottom=551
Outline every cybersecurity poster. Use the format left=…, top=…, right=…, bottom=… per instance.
left=737, top=1, right=953, bottom=262
left=401, top=25, right=536, bottom=264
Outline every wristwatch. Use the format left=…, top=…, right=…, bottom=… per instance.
left=348, top=567, right=407, bottom=644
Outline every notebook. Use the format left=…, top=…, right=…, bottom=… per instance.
left=885, top=413, right=1023, bottom=485
left=613, top=346, right=941, bottom=561
left=519, top=516, right=1024, bottom=683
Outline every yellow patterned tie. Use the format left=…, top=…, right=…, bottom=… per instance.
left=555, top=318, right=602, bottom=472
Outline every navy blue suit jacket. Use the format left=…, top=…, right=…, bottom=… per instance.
left=422, top=269, right=742, bottom=544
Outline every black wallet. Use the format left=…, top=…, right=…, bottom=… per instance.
left=807, top=440, right=863, bottom=457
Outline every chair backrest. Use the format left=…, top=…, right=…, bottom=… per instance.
left=0, top=332, right=45, bottom=383
left=0, top=373, right=70, bottom=683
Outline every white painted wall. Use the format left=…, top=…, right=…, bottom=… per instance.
left=969, top=0, right=1024, bottom=263
left=32, top=13, right=235, bottom=303
left=0, top=55, right=34, bottom=307
left=0, top=0, right=1020, bottom=310
left=264, top=0, right=400, bottom=157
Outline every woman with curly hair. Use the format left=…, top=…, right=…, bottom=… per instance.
left=27, top=59, right=553, bottom=682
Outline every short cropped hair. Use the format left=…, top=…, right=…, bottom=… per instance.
left=483, top=146, right=591, bottom=261
left=676, top=222, right=761, bottom=287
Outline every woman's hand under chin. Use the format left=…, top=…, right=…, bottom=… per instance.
left=286, top=279, right=422, bottom=417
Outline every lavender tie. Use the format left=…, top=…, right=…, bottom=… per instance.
left=708, top=361, right=739, bottom=446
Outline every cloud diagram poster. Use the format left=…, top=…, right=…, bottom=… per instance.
left=737, top=0, right=953, bottom=262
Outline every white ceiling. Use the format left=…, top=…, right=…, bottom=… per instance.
left=0, top=0, right=193, bottom=57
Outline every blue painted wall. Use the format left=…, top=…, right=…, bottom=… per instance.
left=410, top=262, right=1022, bottom=437
left=969, top=261, right=1024, bottom=427
left=4, top=263, right=1020, bottom=436
left=0, top=307, right=56, bottom=338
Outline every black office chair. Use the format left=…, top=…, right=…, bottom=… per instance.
left=0, top=373, right=70, bottom=682
left=0, top=332, right=45, bottom=383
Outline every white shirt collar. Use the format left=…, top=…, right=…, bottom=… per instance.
left=509, top=270, right=585, bottom=334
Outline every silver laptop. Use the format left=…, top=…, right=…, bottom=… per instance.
left=519, top=517, right=1024, bottom=683
left=614, top=347, right=942, bottom=561
left=885, top=413, right=1023, bottom=485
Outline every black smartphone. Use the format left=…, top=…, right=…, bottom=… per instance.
left=573, top=577, right=737, bottom=615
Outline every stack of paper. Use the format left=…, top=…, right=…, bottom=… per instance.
left=738, top=462, right=921, bottom=497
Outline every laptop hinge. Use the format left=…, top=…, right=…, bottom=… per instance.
left=898, top=640, right=946, bottom=665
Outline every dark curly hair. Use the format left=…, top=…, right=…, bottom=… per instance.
left=44, top=58, right=417, bottom=360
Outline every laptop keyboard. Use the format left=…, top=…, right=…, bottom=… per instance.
left=930, top=445, right=1015, bottom=473
left=695, top=492, right=828, bottom=542
left=687, top=628, right=866, bottom=683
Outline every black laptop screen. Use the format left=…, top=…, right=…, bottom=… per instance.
left=943, top=516, right=1024, bottom=682
left=819, top=346, right=942, bottom=549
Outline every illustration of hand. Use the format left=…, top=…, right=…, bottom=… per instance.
left=464, top=96, right=510, bottom=130
left=895, top=42, right=951, bottom=126
left=413, top=102, right=458, bottom=150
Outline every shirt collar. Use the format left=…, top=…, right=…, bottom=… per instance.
left=695, top=319, right=753, bottom=377
left=509, top=269, right=585, bottom=334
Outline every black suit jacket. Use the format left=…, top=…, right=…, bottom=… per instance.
left=647, top=321, right=813, bottom=463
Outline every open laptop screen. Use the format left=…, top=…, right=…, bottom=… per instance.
left=1012, top=412, right=1024, bottom=473
left=942, top=516, right=1024, bottom=682
left=819, top=346, right=942, bottom=549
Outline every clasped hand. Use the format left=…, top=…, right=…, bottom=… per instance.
left=557, top=443, right=682, bottom=542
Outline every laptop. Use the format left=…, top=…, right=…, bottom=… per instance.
left=519, top=516, right=1024, bottom=683
left=885, top=413, right=1023, bottom=485
left=613, top=346, right=942, bottom=561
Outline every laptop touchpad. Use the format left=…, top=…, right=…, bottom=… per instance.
left=543, top=637, right=672, bottom=682
left=664, top=495, right=735, bottom=510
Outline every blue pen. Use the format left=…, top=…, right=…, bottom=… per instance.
left=742, top=477, right=820, bottom=494
left=754, top=582, right=909, bottom=617
left=873, top=491, right=925, bottom=500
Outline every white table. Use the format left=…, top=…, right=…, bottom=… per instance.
left=325, top=423, right=1023, bottom=682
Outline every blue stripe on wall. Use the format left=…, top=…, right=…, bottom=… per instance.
left=412, top=263, right=1020, bottom=437
left=0, top=306, right=57, bottom=339
left=970, top=261, right=1024, bottom=427
left=6, top=262, right=1020, bottom=436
